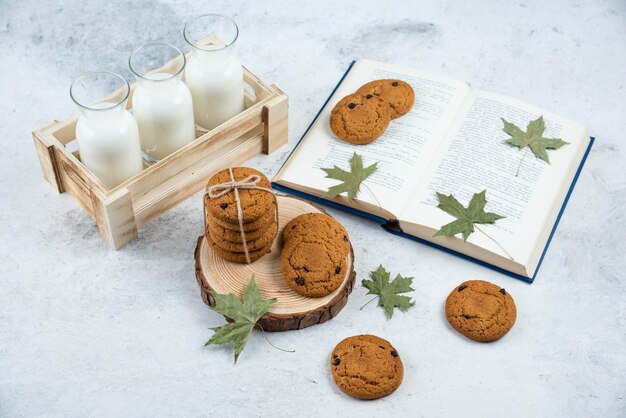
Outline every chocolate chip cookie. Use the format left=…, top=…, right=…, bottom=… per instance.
left=205, top=167, right=274, bottom=224
left=329, top=92, right=391, bottom=145
left=445, top=280, right=517, bottom=342
left=330, top=334, right=404, bottom=400
left=206, top=230, right=273, bottom=264
left=207, top=218, right=277, bottom=243
left=280, top=213, right=351, bottom=298
left=281, top=236, right=347, bottom=297
left=209, top=203, right=277, bottom=233
left=209, top=220, right=278, bottom=253
left=356, top=79, right=415, bottom=119
left=281, top=213, right=350, bottom=255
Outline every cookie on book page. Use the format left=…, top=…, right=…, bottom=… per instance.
left=356, top=79, right=415, bottom=119
left=330, top=334, right=404, bottom=400
left=330, top=92, right=391, bottom=145
left=445, top=280, right=517, bottom=342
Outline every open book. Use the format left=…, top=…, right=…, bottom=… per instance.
left=273, top=60, right=593, bottom=281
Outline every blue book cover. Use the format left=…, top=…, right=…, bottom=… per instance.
left=272, top=60, right=594, bottom=283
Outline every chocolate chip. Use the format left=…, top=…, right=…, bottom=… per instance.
left=458, top=285, right=467, bottom=292
left=390, top=350, right=398, bottom=357
left=348, top=103, right=356, bottom=109
left=500, top=288, right=506, bottom=295
left=332, top=357, right=341, bottom=366
left=335, top=266, right=341, bottom=274
left=343, top=235, right=348, bottom=242
left=392, top=81, right=399, bottom=86
left=366, top=94, right=373, bottom=99
left=303, top=267, right=310, bottom=273
left=219, top=203, right=228, bottom=209
left=295, top=277, right=305, bottom=286
left=294, top=266, right=302, bottom=270
left=379, top=345, right=385, bottom=349
left=463, top=315, right=472, bottom=319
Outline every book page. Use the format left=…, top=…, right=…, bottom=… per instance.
left=400, top=90, right=589, bottom=268
left=275, top=59, right=469, bottom=217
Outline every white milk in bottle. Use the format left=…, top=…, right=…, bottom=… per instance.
left=130, top=44, right=195, bottom=161
left=70, top=72, right=143, bottom=189
left=183, top=14, right=245, bottom=130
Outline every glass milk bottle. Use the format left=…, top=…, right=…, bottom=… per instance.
left=183, top=14, right=245, bottom=130
left=70, top=71, right=143, bottom=189
left=129, top=43, right=195, bottom=162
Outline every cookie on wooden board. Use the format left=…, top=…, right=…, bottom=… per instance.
left=209, top=221, right=278, bottom=253
left=330, top=334, right=404, bottom=400
left=280, top=213, right=351, bottom=298
left=205, top=167, right=275, bottom=224
left=329, top=92, right=391, bottom=145
left=207, top=217, right=277, bottom=243
left=206, top=230, right=273, bottom=264
left=445, top=280, right=517, bottom=342
left=281, top=213, right=350, bottom=255
left=209, top=202, right=277, bottom=232
left=356, top=79, right=415, bottom=119
left=280, top=236, right=347, bottom=298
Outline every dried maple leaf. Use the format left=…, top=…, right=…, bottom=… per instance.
left=361, top=265, right=415, bottom=319
left=501, top=116, right=568, bottom=163
left=321, top=152, right=378, bottom=199
left=433, top=190, right=505, bottom=241
left=205, top=276, right=276, bottom=363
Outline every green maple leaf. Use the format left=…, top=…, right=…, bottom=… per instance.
left=361, top=265, right=415, bottom=319
left=321, top=152, right=378, bottom=199
left=433, top=190, right=504, bottom=241
left=501, top=116, right=568, bottom=163
left=205, top=276, right=276, bottom=363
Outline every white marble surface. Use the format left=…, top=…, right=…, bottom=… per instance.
left=1, top=0, right=625, bottom=416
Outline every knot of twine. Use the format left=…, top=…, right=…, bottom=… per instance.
left=205, top=167, right=276, bottom=264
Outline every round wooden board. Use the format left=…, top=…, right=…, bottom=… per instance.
left=195, top=194, right=356, bottom=332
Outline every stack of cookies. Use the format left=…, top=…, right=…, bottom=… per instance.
left=280, top=213, right=351, bottom=298
left=204, top=167, right=278, bottom=263
left=330, top=79, right=415, bottom=144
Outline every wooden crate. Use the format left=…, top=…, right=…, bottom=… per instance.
left=32, top=57, right=288, bottom=250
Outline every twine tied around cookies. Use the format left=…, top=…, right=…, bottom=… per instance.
left=205, top=167, right=277, bottom=264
